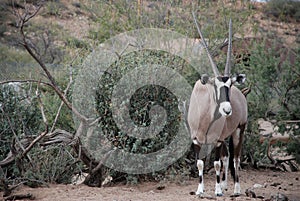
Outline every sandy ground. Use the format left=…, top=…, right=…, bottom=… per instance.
left=2, top=169, right=300, bottom=201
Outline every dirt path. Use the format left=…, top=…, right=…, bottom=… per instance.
left=3, top=170, right=300, bottom=201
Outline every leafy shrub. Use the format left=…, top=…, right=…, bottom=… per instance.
left=280, top=123, right=300, bottom=164
left=94, top=49, right=198, bottom=180
left=0, top=83, right=77, bottom=185
left=241, top=40, right=300, bottom=166
left=0, top=84, right=42, bottom=177
left=45, top=0, right=66, bottom=17
left=22, top=145, right=83, bottom=186
left=265, top=0, right=300, bottom=21
left=66, top=37, right=90, bottom=50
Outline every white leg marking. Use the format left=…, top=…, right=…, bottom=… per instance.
left=214, top=160, right=223, bottom=196
left=196, top=160, right=204, bottom=195
left=233, top=158, right=241, bottom=195
left=193, top=139, right=199, bottom=145
left=234, top=182, right=241, bottom=195
left=215, top=183, right=222, bottom=196
left=221, top=156, right=228, bottom=191
left=233, top=158, right=240, bottom=170
left=196, top=183, right=204, bottom=196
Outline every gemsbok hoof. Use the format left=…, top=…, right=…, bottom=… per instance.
left=196, top=193, right=204, bottom=198
left=230, top=193, right=241, bottom=197
left=197, top=192, right=214, bottom=199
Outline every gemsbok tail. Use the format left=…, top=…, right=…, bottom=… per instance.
left=241, top=86, right=251, bottom=98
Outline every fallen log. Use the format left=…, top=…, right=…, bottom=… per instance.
left=4, top=193, right=34, bottom=201
left=259, top=134, right=290, bottom=145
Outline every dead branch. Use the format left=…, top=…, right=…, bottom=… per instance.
left=258, top=134, right=299, bottom=171
left=0, top=129, right=74, bottom=167
left=0, top=1, right=108, bottom=188
left=0, top=106, right=32, bottom=164
left=36, top=82, right=48, bottom=129
left=13, top=2, right=88, bottom=122
left=4, top=193, right=33, bottom=201
left=17, top=83, right=49, bottom=159
left=20, top=131, right=48, bottom=159
left=40, top=129, right=74, bottom=146
left=50, top=66, right=73, bottom=132
left=266, top=139, right=276, bottom=164
left=0, top=124, right=112, bottom=186
left=72, top=138, right=98, bottom=169
left=0, top=178, right=11, bottom=197
left=0, top=152, right=15, bottom=167
left=280, top=120, right=300, bottom=124
left=0, top=79, right=52, bottom=88
left=259, top=135, right=290, bottom=145
left=0, top=127, right=100, bottom=164
left=260, top=135, right=290, bottom=166
left=83, top=149, right=114, bottom=187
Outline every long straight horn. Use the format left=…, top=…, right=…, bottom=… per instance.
left=224, top=19, right=232, bottom=76
left=192, top=12, right=219, bottom=76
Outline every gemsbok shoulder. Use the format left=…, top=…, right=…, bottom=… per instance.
left=188, top=14, right=248, bottom=197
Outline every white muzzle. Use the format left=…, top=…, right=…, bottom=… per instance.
left=219, top=101, right=232, bottom=117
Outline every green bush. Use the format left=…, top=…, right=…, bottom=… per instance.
left=0, top=84, right=42, bottom=177
left=241, top=40, right=300, bottom=166
left=265, top=0, right=300, bottom=21
left=0, top=82, right=78, bottom=185
left=66, top=37, right=90, bottom=50
left=22, top=145, right=83, bottom=186
left=45, top=1, right=66, bottom=17
left=93, top=49, right=197, bottom=180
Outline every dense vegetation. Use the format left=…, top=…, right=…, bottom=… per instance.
left=0, top=0, right=299, bottom=188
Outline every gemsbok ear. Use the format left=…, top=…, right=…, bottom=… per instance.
left=232, top=74, right=246, bottom=85
left=200, top=74, right=209, bottom=84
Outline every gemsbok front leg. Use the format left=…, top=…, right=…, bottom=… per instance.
left=194, top=145, right=205, bottom=196
left=214, top=142, right=229, bottom=196
left=196, top=159, right=205, bottom=195
left=221, top=154, right=229, bottom=191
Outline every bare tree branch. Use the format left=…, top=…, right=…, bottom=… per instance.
left=50, top=65, right=73, bottom=133
left=83, top=149, right=114, bottom=187
left=36, top=83, right=48, bottom=128
left=19, top=83, right=49, bottom=159
left=14, top=2, right=88, bottom=122
left=0, top=79, right=52, bottom=88
left=1, top=1, right=108, bottom=187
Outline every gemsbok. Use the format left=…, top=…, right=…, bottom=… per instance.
left=188, top=14, right=248, bottom=197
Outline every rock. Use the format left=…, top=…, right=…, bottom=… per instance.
left=270, top=182, right=281, bottom=187
left=156, top=185, right=165, bottom=190
left=245, top=188, right=256, bottom=198
left=101, top=175, right=113, bottom=186
left=270, top=193, right=288, bottom=201
left=253, top=183, right=264, bottom=188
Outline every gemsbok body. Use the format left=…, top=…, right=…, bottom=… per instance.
left=188, top=14, right=248, bottom=197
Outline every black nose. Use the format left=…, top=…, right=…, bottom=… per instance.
left=223, top=108, right=231, bottom=115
